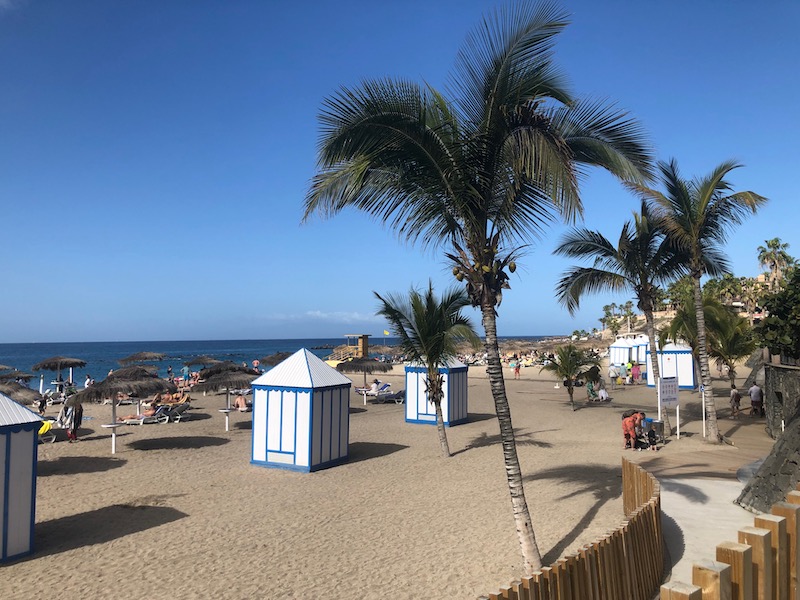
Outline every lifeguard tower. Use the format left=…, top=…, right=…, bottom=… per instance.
left=326, top=334, right=371, bottom=366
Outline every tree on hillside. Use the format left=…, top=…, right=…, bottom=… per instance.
left=631, top=159, right=767, bottom=442
left=756, top=269, right=800, bottom=359
left=758, top=237, right=794, bottom=293
left=375, top=283, right=480, bottom=458
left=554, top=200, right=684, bottom=432
left=302, top=2, right=653, bottom=573
left=539, top=344, right=599, bottom=411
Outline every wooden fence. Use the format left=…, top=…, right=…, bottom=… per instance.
left=661, top=485, right=800, bottom=600
left=480, top=458, right=663, bottom=600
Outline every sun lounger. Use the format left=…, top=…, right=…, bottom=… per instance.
left=355, top=383, right=394, bottom=405
left=122, top=405, right=170, bottom=425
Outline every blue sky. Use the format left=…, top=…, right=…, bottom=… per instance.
left=1, top=0, right=798, bottom=343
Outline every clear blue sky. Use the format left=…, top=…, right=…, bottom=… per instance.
left=2, top=0, right=798, bottom=343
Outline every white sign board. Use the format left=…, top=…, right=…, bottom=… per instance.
left=660, top=376, right=679, bottom=408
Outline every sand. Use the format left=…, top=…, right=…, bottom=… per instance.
left=0, top=364, right=773, bottom=599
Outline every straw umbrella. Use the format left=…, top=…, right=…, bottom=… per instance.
left=183, top=355, right=222, bottom=368
left=118, top=351, right=166, bottom=365
left=0, top=381, right=43, bottom=406
left=260, top=352, right=292, bottom=367
left=193, top=365, right=259, bottom=431
left=32, top=356, right=87, bottom=390
left=336, top=357, right=393, bottom=387
left=71, top=367, right=176, bottom=454
left=0, top=370, right=35, bottom=382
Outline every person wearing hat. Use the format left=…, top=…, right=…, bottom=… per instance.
left=369, top=379, right=381, bottom=393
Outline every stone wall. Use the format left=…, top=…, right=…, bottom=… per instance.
left=765, top=363, right=800, bottom=439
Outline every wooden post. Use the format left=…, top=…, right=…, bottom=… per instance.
left=738, top=526, right=773, bottom=600
left=717, top=541, right=753, bottom=600
left=660, top=581, right=703, bottom=599
left=693, top=559, right=732, bottom=599
left=772, top=502, right=800, bottom=599
left=755, top=513, right=787, bottom=600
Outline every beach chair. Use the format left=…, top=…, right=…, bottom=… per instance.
left=123, top=405, right=170, bottom=425
left=164, top=403, right=191, bottom=422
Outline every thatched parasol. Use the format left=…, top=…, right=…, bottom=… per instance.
left=260, top=352, right=292, bottom=367
left=0, top=370, right=35, bottom=381
left=118, top=351, right=166, bottom=365
left=183, top=355, right=222, bottom=367
left=32, top=356, right=87, bottom=386
left=336, top=357, right=393, bottom=387
left=71, top=367, right=177, bottom=454
left=194, top=364, right=258, bottom=408
left=0, top=381, right=43, bottom=406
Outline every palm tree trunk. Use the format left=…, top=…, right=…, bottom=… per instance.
left=644, top=310, right=672, bottom=435
left=693, top=274, right=720, bottom=441
left=481, top=304, right=543, bottom=574
left=568, top=386, right=575, bottom=411
left=429, top=372, right=450, bottom=458
left=434, top=401, right=450, bottom=458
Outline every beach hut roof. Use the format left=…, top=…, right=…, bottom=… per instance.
left=0, top=392, right=42, bottom=427
left=661, top=342, right=692, bottom=352
left=252, top=349, right=352, bottom=389
left=406, top=357, right=467, bottom=369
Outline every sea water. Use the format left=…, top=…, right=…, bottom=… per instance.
left=0, top=336, right=553, bottom=392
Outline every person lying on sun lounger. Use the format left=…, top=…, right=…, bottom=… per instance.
left=118, top=400, right=159, bottom=422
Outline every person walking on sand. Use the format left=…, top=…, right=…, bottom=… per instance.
left=729, top=384, right=741, bottom=419
left=749, top=383, right=764, bottom=417
left=513, top=362, right=520, bottom=379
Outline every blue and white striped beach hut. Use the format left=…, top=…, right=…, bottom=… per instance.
left=250, top=349, right=352, bottom=472
left=405, top=358, right=469, bottom=426
left=646, top=342, right=696, bottom=389
left=0, top=392, right=41, bottom=562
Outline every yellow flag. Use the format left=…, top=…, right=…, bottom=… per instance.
left=383, top=330, right=390, bottom=336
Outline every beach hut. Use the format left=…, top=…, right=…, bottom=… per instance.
left=251, top=349, right=352, bottom=472
left=632, top=334, right=650, bottom=364
left=0, top=392, right=41, bottom=562
left=405, top=358, right=469, bottom=426
left=608, top=337, right=635, bottom=366
left=646, top=342, right=696, bottom=389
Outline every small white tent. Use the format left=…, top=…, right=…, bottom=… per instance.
left=646, top=342, right=695, bottom=389
left=251, top=349, right=352, bottom=472
left=609, top=337, right=635, bottom=366
left=0, top=392, right=41, bottom=562
left=405, top=358, right=469, bottom=426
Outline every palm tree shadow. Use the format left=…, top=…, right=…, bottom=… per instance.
left=452, top=428, right=555, bottom=456
left=522, top=464, right=622, bottom=564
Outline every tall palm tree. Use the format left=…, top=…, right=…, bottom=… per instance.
left=634, top=159, right=767, bottom=441
left=539, top=344, right=599, bottom=410
left=302, top=3, right=652, bottom=572
left=758, top=237, right=794, bottom=292
left=375, top=283, right=480, bottom=458
left=554, top=201, right=684, bottom=431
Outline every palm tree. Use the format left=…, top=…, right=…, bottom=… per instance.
left=709, top=311, right=757, bottom=386
left=302, top=3, right=652, bottom=573
left=758, top=237, right=794, bottom=292
left=375, top=283, right=480, bottom=458
left=539, top=344, right=599, bottom=410
left=632, top=159, right=766, bottom=441
left=554, top=201, right=683, bottom=431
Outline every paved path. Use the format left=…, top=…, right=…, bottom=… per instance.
left=627, top=406, right=775, bottom=587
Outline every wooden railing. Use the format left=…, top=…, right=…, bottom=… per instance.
left=480, top=458, right=663, bottom=599
left=661, top=485, right=800, bottom=599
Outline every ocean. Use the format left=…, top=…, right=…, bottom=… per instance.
left=0, top=336, right=554, bottom=391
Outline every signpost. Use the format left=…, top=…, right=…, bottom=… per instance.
left=659, top=376, right=680, bottom=439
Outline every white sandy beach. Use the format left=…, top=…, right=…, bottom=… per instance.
left=0, top=363, right=773, bottom=599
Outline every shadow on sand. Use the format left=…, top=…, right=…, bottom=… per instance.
left=17, top=503, right=189, bottom=562
left=127, top=436, right=229, bottom=451
left=453, top=428, right=556, bottom=456
left=346, top=441, right=409, bottom=464
left=522, top=463, right=622, bottom=564
left=38, top=456, right=127, bottom=477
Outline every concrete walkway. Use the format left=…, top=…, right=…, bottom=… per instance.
left=627, top=406, right=775, bottom=587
